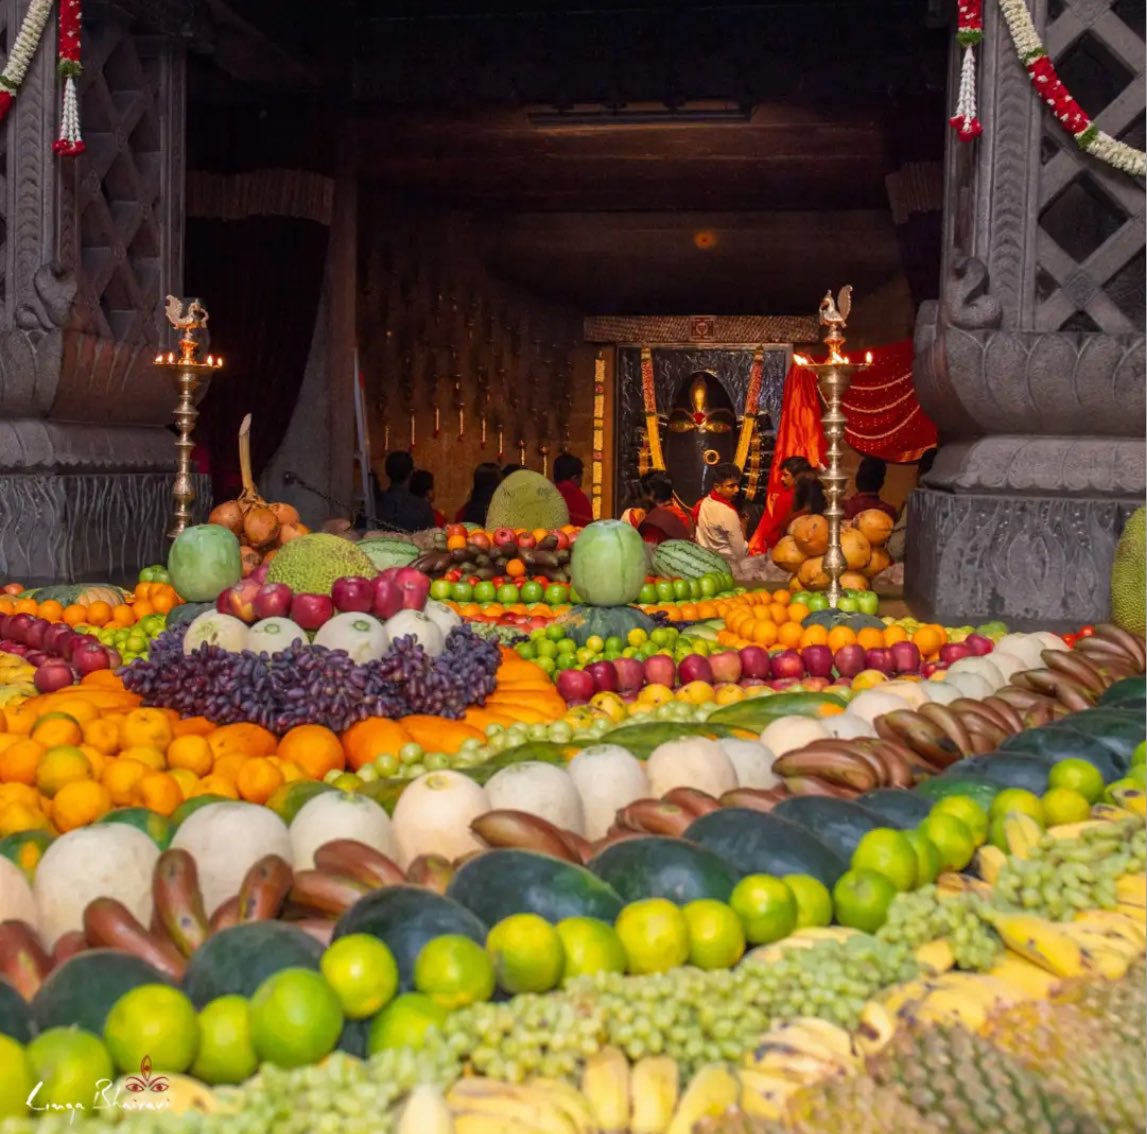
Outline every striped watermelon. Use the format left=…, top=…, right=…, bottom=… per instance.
left=358, top=538, right=419, bottom=572
left=651, top=540, right=728, bottom=580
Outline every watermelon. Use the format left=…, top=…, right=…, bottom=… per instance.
left=587, top=837, right=739, bottom=904
left=165, top=601, right=214, bottom=628
left=558, top=605, right=656, bottom=647
left=684, top=809, right=846, bottom=887
left=0, top=980, right=32, bottom=1042
left=855, top=788, right=933, bottom=828
left=1043, top=710, right=1145, bottom=765
left=33, top=951, right=173, bottom=1034
left=771, top=797, right=887, bottom=862
left=937, top=754, right=1054, bottom=794
left=333, top=886, right=487, bottom=990
left=912, top=778, right=1002, bottom=811
left=358, top=538, right=419, bottom=572
left=1098, top=676, right=1146, bottom=710
left=998, top=728, right=1126, bottom=779
left=182, top=922, right=325, bottom=1008
left=569, top=520, right=648, bottom=606
left=447, top=849, right=624, bottom=925
left=652, top=540, right=728, bottom=580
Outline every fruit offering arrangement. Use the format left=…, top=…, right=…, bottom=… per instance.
left=411, top=523, right=578, bottom=586
left=0, top=613, right=117, bottom=693
left=772, top=510, right=896, bottom=592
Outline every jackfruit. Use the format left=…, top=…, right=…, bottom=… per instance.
left=1111, top=506, right=1145, bottom=636
left=486, top=469, right=570, bottom=532
left=264, top=533, right=377, bottom=595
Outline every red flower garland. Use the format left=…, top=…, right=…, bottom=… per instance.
left=951, top=0, right=984, bottom=141
left=53, top=0, right=84, bottom=155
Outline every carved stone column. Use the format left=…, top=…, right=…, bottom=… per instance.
left=907, top=0, right=1145, bottom=631
left=0, top=2, right=200, bottom=585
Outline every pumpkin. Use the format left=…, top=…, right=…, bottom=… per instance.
left=863, top=547, right=892, bottom=578
left=390, top=770, right=490, bottom=868
left=168, top=524, right=243, bottom=602
left=771, top=535, right=805, bottom=571
left=566, top=745, right=651, bottom=841
left=855, top=509, right=894, bottom=546
left=288, top=792, right=397, bottom=870
left=485, top=762, right=586, bottom=836
left=569, top=520, right=648, bottom=607
left=759, top=716, right=831, bottom=757
left=840, top=528, right=872, bottom=570
left=791, top=515, right=828, bottom=556
left=645, top=737, right=737, bottom=799
left=29, top=584, right=129, bottom=607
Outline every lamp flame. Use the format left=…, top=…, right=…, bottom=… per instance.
left=864, top=351, right=873, bottom=365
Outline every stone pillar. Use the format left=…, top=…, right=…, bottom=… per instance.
left=0, top=2, right=197, bottom=585
left=907, top=0, right=1145, bottom=632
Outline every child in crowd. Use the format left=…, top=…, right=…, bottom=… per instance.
left=844, top=456, right=898, bottom=521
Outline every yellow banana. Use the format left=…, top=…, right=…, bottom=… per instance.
left=1115, top=873, right=1147, bottom=910
left=986, top=955, right=1062, bottom=1000
left=914, top=939, right=956, bottom=976
left=1071, top=910, right=1147, bottom=951
left=453, top=1114, right=550, bottom=1134
left=1109, top=788, right=1147, bottom=818
left=880, top=978, right=941, bottom=1018
left=904, top=986, right=989, bottom=1030
left=1090, top=804, right=1139, bottom=823
left=628, top=1057, right=679, bottom=1134
left=990, top=913, right=1086, bottom=978
left=932, top=972, right=1022, bottom=1010
left=580, top=1046, right=630, bottom=1134
left=935, top=872, right=994, bottom=899
left=399, top=1085, right=455, bottom=1134
left=735, top=1069, right=803, bottom=1121
left=974, top=845, right=1007, bottom=885
left=528, top=1079, right=600, bottom=1134
left=1002, top=812, right=1044, bottom=860
left=743, top=1018, right=855, bottom=1072
left=1047, top=820, right=1110, bottom=841
left=448, top=1082, right=577, bottom=1134
left=788, top=926, right=859, bottom=944
left=665, top=1065, right=740, bottom=1134
left=853, top=1000, right=898, bottom=1057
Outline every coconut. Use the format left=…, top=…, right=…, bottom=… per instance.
left=855, top=509, right=894, bottom=546
left=771, top=535, right=805, bottom=571
left=839, top=571, right=870, bottom=591
left=864, top=547, right=892, bottom=577
left=209, top=500, right=245, bottom=535
left=791, top=514, right=828, bottom=556
left=798, top=555, right=829, bottom=589
left=243, top=505, right=281, bottom=549
left=270, top=501, right=300, bottom=527
left=840, top=528, right=872, bottom=570
left=239, top=546, right=263, bottom=577
left=279, top=522, right=309, bottom=544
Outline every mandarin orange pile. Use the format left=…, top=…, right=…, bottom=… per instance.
left=0, top=579, right=181, bottom=630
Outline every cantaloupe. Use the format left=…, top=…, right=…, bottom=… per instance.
left=645, top=738, right=737, bottom=799
left=484, top=762, right=586, bottom=836
left=567, top=745, right=650, bottom=840
left=391, top=771, right=490, bottom=867
left=759, top=716, right=831, bottom=757
left=288, top=792, right=397, bottom=870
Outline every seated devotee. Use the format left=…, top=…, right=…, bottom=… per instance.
left=752, top=455, right=816, bottom=551
left=375, top=450, right=436, bottom=533
left=844, top=456, right=898, bottom=521
left=619, top=473, right=653, bottom=530
left=455, top=461, right=501, bottom=526
left=410, top=468, right=445, bottom=528
left=791, top=473, right=827, bottom=519
left=638, top=472, right=693, bottom=544
left=693, top=462, right=769, bottom=580
left=553, top=453, right=594, bottom=528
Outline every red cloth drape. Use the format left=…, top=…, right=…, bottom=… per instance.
left=749, top=363, right=827, bottom=553
left=841, top=339, right=937, bottom=462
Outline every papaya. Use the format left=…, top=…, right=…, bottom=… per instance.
left=771, top=797, right=887, bottom=862
left=587, top=837, right=739, bottom=905
left=33, top=951, right=173, bottom=1035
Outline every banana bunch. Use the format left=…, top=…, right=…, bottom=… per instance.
left=988, top=909, right=1145, bottom=981
left=745, top=925, right=859, bottom=967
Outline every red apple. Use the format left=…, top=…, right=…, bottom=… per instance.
left=801, top=645, right=834, bottom=679
left=221, top=580, right=260, bottom=623
left=677, top=654, right=714, bottom=685
left=493, top=528, right=518, bottom=550
left=708, top=651, right=743, bottom=684
left=586, top=660, right=619, bottom=693
left=331, top=575, right=375, bottom=614
left=72, top=642, right=110, bottom=674
left=865, top=647, right=895, bottom=674
left=890, top=641, right=921, bottom=674
left=291, top=592, right=334, bottom=631
left=964, top=634, right=994, bottom=657
left=833, top=644, right=867, bottom=678
left=24, top=650, right=47, bottom=668
left=469, top=533, right=491, bottom=551
left=253, top=582, right=293, bottom=620
left=770, top=650, right=804, bottom=681
left=769, top=677, right=801, bottom=691
left=612, top=657, right=645, bottom=694
left=738, top=646, right=771, bottom=680
left=643, top=654, right=678, bottom=688
left=394, top=567, right=431, bottom=611
left=552, top=530, right=571, bottom=550
left=516, top=533, right=537, bottom=550
left=556, top=668, right=596, bottom=705
left=371, top=578, right=402, bottom=620
left=921, top=660, right=948, bottom=678
left=0, top=615, right=12, bottom=638
left=939, top=642, right=973, bottom=665
left=7, top=613, right=34, bottom=643
left=34, top=660, right=76, bottom=692
left=42, top=623, right=74, bottom=655
left=1, top=582, right=24, bottom=596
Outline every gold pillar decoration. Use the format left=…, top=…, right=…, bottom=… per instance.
left=154, top=296, right=223, bottom=539
left=639, top=346, right=665, bottom=470
left=592, top=352, right=606, bottom=519
left=793, top=287, right=871, bottom=608
left=733, top=346, right=764, bottom=470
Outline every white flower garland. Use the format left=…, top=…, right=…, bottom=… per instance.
left=0, top=0, right=54, bottom=96
left=998, top=0, right=1146, bottom=179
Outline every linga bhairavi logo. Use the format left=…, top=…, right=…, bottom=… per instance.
left=26, top=1055, right=171, bottom=1122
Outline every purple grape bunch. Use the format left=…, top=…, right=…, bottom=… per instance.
left=122, top=624, right=501, bottom=734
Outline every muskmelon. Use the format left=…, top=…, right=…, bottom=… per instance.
left=485, top=470, right=569, bottom=531
left=771, top=535, right=805, bottom=571
left=855, top=509, right=894, bottom=546
left=1111, top=506, right=1145, bottom=636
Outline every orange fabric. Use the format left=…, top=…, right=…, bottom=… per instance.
left=749, top=363, right=827, bottom=554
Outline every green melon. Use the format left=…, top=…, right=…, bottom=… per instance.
left=570, top=520, right=648, bottom=606
left=167, top=525, right=243, bottom=602
left=587, top=836, right=738, bottom=904
left=651, top=540, right=728, bottom=580
left=0, top=980, right=32, bottom=1042
left=558, top=604, right=656, bottom=647
left=32, top=951, right=173, bottom=1034
left=770, top=797, right=887, bottom=863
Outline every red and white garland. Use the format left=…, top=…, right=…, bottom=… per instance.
left=953, top=0, right=1145, bottom=179
left=0, top=0, right=83, bottom=155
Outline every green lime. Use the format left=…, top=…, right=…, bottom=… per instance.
left=1132, top=741, right=1146, bottom=769
left=614, top=898, right=691, bottom=974
left=555, top=917, right=627, bottom=985
left=832, top=869, right=898, bottom=933
left=1047, top=759, right=1106, bottom=804
left=103, top=984, right=200, bottom=1074
left=682, top=899, right=745, bottom=970
left=189, top=996, right=258, bottom=1085
left=987, top=813, right=1010, bottom=852
left=782, top=874, right=834, bottom=929
left=25, top=1026, right=114, bottom=1112
left=988, top=788, right=1046, bottom=826
left=486, top=914, right=565, bottom=995
left=320, top=935, right=399, bottom=1020
left=729, top=875, right=797, bottom=945
left=366, top=993, right=448, bottom=1053
left=1129, top=764, right=1147, bottom=788
left=0, top=1034, right=34, bottom=1118
left=917, top=813, right=976, bottom=872
left=248, top=968, right=343, bottom=1069
left=413, top=935, right=495, bottom=1009
left=930, top=795, right=990, bottom=847
left=1041, top=787, right=1092, bottom=826
left=905, top=829, right=943, bottom=886
left=850, top=828, right=918, bottom=893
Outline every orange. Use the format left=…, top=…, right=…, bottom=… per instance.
left=206, top=722, right=278, bottom=761
left=151, top=591, right=177, bottom=614
left=277, top=761, right=304, bottom=784
left=102, top=758, right=150, bottom=805
left=117, top=744, right=166, bottom=771
left=777, top=621, right=803, bottom=649
left=911, top=626, right=942, bottom=659
left=167, top=768, right=199, bottom=799
left=696, top=601, right=718, bottom=619
left=132, top=601, right=154, bottom=619
left=883, top=625, right=909, bottom=647
left=342, top=718, right=412, bottom=772
left=799, top=624, right=829, bottom=648
left=79, top=746, right=108, bottom=780
left=772, top=589, right=792, bottom=606
left=85, top=601, right=112, bottom=627
left=193, top=774, right=239, bottom=800
left=856, top=627, right=885, bottom=651
left=446, top=534, right=467, bottom=551
left=767, top=602, right=788, bottom=625
left=236, top=757, right=284, bottom=804
left=0, top=738, right=46, bottom=786
left=505, top=559, right=526, bottom=578
left=678, top=603, right=698, bottom=621
left=787, top=603, right=810, bottom=625
left=173, top=715, right=217, bottom=738
left=827, top=625, right=857, bottom=653
left=37, top=599, right=64, bottom=623
left=211, top=754, right=247, bottom=783
left=751, top=619, right=779, bottom=647
left=0, top=782, right=39, bottom=810
left=35, top=746, right=93, bottom=798
left=0, top=733, right=20, bottom=757
left=135, top=771, right=183, bottom=816
left=46, top=698, right=100, bottom=726
left=0, top=598, right=12, bottom=614
left=277, top=724, right=345, bottom=780
left=53, top=780, right=113, bottom=832
left=110, top=604, right=135, bottom=627
left=167, top=734, right=213, bottom=777
left=82, top=718, right=121, bottom=755
left=2, top=704, right=38, bottom=736
left=0, top=802, right=50, bottom=837
left=120, top=707, right=175, bottom=753
left=79, top=670, right=126, bottom=691
left=62, top=604, right=88, bottom=626
left=13, top=598, right=38, bottom=615
left=31, top=714, right=83, bottom=749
